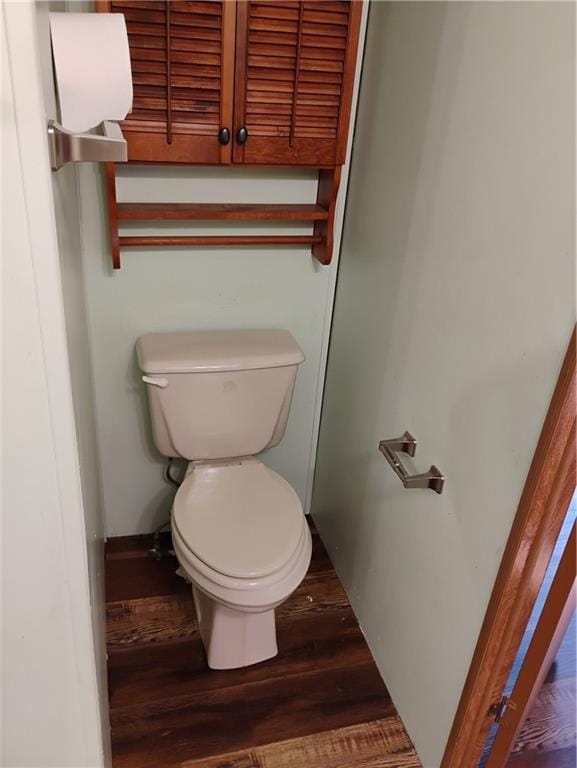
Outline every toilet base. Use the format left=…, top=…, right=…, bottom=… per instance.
left=192, top=585, right=278, bottom=670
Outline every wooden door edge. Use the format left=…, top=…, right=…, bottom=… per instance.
left=484, top=522, right=576, bottom=766
left=441, top=326, right=577, bottom=768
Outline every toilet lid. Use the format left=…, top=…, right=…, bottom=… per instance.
left=173, top=461, right=305, bottom=579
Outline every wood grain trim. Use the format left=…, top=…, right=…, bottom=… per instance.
left=485, top=522, right=576, bottom=766
left=441, top=327, right=577, bottom=768
left=289, top=0, right=304, bottom=149
left=116, top=203, right=329, bottom=221
left=105, top=163, right=121, bottom=270
left=118, top=235, right=323, bottom=247
left=232, top=0, right=249, bottom=164
left=220, top=0, right=236, bottom=164
left=335, top=0, right=363, bottom=165
left=313, top=166, right=341, bottom=264
left=165, top=0, right=172, bottom=144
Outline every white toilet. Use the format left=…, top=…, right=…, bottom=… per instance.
left=136, top=329, right=312, bottom=670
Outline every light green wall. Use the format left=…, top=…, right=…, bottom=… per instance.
left=313, top=2, right=575, bottom=766
left=79, top=166, right=335, bottom=535
left=77, top=0, right=367, bottom=536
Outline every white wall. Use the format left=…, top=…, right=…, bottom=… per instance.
left=37, top=0, right=110, bottom=754
left=78, top=9, right=368, bottom=537
left=1, top=1, right=108, bottom=764
left=312, top=2, right=575, bottom=766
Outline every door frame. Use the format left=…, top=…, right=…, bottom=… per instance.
left=3, top=1, right=109, bottom=763
left=484, top=521, right=576, bottom=766
left=441, top=327, right=576, bottom=768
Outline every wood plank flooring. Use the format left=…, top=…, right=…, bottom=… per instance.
left=105, top=522, right=421, bottom=768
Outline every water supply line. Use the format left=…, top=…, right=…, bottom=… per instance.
left=148, top=458, right=182, bottom=560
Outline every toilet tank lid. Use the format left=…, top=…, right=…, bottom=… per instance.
left=136, top=330, right=305, bottom=374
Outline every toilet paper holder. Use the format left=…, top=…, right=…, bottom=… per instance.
left=378, top=431, right=445, bottom=494
left=47, top=119, right=127, bottom=172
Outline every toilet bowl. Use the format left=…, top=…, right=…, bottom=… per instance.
left=136, top=328, right=309, bottom=670
left=171, top=458, right=312, bottom=669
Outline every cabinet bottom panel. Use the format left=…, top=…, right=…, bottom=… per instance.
left=124, top=131, right=229, bottom=165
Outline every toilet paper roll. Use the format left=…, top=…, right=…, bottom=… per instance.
left=49, top=12, right=133, bottom=134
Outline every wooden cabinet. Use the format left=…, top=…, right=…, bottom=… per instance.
left=102, top=0, right=236, bottom=163
left=232, top=0, right=361, bottom=166
left=100, top=0, right=362, bottom=167
left=97, top=0, right=364, bottom=267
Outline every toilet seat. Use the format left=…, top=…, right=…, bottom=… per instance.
left=172, top=458, right=312, bottom=612
left=173, top=459, right=305, bottom=580
left=172, top=521, right=311, bottom=610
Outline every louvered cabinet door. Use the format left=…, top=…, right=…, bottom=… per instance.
left=101, top=0, right=236, bottom=164
left=232, top=0, right=362, bottom=166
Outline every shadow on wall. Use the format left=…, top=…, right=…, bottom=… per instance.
left=130, top=354, right=157, bottom=463
left=128, top=353, right=179, bottom=529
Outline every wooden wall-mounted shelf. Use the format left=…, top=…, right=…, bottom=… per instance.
left=119, top=235, right=323, bottom=247
left=116, top=203, right=329, bottom=222
left=105, top=164, right=341, bottom=269
left=99, top=0, right=362, bottom=269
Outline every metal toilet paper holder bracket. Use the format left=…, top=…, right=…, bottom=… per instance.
left=47, top=119, right=127, bottom=172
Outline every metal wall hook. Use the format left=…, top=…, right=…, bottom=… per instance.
left=47, top=119, right=127, bottom=171
left=379, top=431, right=445, bottom=494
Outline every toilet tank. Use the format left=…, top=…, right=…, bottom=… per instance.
left=136, top=330, right=305, bottom=460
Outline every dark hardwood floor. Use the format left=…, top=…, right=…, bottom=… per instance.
left=105, top=520, right=421, bottom=768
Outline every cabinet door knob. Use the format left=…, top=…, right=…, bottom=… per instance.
left=218, top=127, right=230, bottom=145
left=236, top=126, right=248, bottom=145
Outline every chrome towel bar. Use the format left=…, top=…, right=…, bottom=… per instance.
left=378, top=431, right=445, bottom=494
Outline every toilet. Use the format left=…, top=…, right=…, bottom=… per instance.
left=136, top=329, right=312, bottom=670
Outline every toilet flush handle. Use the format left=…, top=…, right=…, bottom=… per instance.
left=142, top=375, right=169, bottom=389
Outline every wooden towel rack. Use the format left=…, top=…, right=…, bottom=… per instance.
left=105, top=164, right=341, bottom=270
left=98, top=0, right=361, bottom=269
